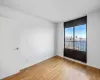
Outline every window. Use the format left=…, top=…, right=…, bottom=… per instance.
left=64, top=16, right=87, bottom=63
left=65, top=24, right=86, bottom=52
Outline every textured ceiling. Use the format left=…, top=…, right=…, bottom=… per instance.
left=1, top=0, right=100, bottom=22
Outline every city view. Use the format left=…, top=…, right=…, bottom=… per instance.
left=65, top=24, right=86, bottom=51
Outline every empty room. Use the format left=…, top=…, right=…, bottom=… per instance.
left=0, top=0, right=100, bottom=80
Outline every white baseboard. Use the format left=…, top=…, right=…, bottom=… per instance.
left=57, top=55, right=100, bottom=70
left=22, top=55, right=55, bottom=69
left=0, top=70, right=20, bottom=80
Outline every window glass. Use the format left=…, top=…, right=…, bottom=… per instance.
left=64, top=24, right=86, bottom=52
left=75, top=24, right=86, bottom=51
left=65, top=27, right=73, bottom=49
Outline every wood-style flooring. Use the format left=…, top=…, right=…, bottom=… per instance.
left=3, top=56, right=100, bottom=80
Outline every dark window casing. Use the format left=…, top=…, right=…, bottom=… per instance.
left=64, top=16, right=87, bottom=63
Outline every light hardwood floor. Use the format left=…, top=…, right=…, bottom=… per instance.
left=3, top=56, right=100, bottom=80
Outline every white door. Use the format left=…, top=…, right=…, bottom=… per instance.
left=0, top=17, right=21, bottom=79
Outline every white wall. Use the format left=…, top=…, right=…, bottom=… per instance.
left=56, top=23, right=64, bottom=57
left=56, top=9, right=100, bottom=69
left=87, top=10, right=100, bottom=69
left=0, top=6, right=56, bottom=79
